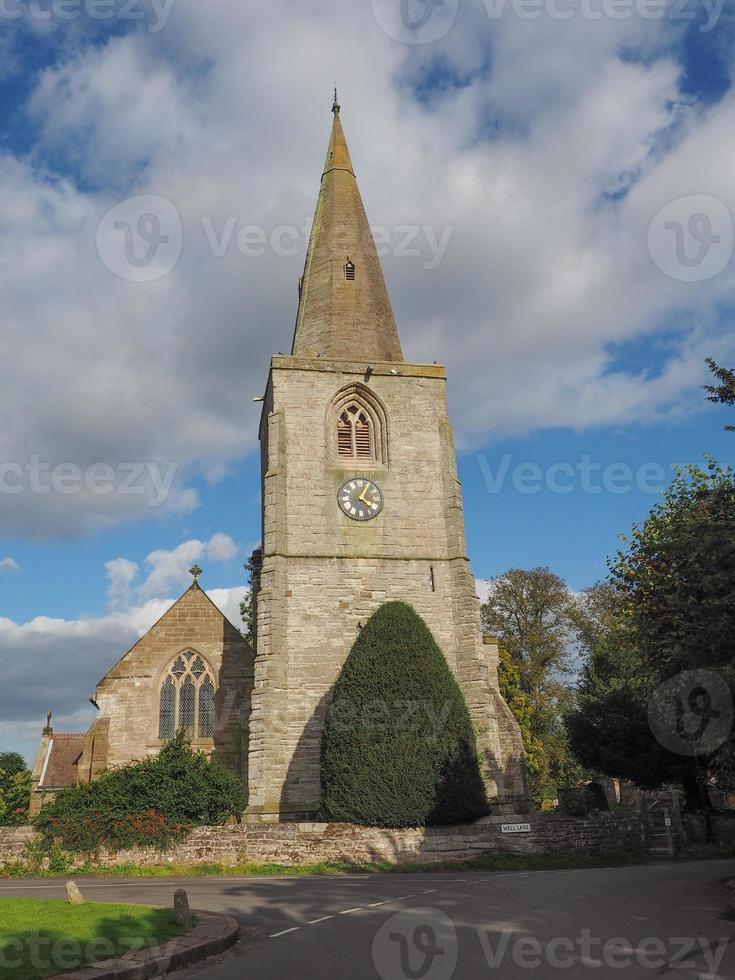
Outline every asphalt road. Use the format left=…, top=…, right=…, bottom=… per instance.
left=2, top=860, right=735, bottom=978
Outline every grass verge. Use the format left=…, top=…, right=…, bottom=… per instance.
left=0, top=898, right=185, bottom=980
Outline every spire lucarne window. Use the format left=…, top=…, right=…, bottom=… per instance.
left=158, top=651, right=215, bottom=740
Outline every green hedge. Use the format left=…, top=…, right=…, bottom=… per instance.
left=321, top=601, right=489, bottom=827
left=34, top=732, right=244, bottom=855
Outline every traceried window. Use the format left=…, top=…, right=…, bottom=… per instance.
left=331, top=384, right=388, bottom=466
left=337, top=404, right=374, bottom=459
left=158, top=651, right=216, bottom=740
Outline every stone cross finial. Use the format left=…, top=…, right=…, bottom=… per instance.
left=44, top=709, right=53, bottom=734
left=189, top=564, right=203, bottom=584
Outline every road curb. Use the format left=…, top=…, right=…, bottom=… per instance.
left=57, top=910, right=240, bottom=980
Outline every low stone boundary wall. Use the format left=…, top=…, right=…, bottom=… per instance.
left=0, top=812, right=646, bottom=869
left=0, top=826, right=35, bottom=864
left=684, top=810, right=735, bottom=845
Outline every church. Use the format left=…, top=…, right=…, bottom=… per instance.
left=30, top=96, right=528, bottom=820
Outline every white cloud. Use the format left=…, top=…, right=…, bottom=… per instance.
left=136, top=533, right=238, bottom=600
left=104, top=557, right=138, bottom=610
left=206, top=532, right=238, bottom=562
left=2, top=1, right=735, bottom=538
left=0, top=558, right=19, bottom=572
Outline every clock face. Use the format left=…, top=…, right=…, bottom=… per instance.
left=338, top=478, right=384, bottom=521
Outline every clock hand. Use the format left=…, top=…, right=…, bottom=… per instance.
left=358, top=485, right=370, bottom=503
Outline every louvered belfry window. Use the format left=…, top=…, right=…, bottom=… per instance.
left=158, top=651, right=216, bottom=740
left=344, top=259, right=356, bottom=280
left=338, top=404, right=374, bottom=460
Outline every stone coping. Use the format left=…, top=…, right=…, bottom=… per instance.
left=56, top=910, right=240, bottom=980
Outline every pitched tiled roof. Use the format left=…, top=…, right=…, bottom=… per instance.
left=39, top=734, right=83, bottom=789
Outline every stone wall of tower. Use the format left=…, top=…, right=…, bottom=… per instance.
left=247, top=355, right=528, bottom=819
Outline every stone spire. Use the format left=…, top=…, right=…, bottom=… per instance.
left=291, top=96, right=403, bottom=362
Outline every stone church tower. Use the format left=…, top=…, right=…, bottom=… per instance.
left=247, top=96, right=527, bottom=820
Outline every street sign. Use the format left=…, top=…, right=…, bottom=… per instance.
left=501, top=822, right=532, bottom=834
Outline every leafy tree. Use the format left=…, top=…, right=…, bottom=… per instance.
left=497, top=646, right=541, bottom=776
left=321, top=602, right=489, bottom=827
left=704, top=358, right=735, bottom=431
left=240, top=548, right=261, bottom=646
left=482, top=568, right=582, bottom=800
left=568, top=463, right=735, bottom=809
left=0, top=753, right=31, bottom=826
left=34, top=731, right=245, bottom=854
left=567, top=584, right=685, bottom=791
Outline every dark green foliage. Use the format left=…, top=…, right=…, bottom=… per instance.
left=34, top=732, right=244, bottom=855
left=558, top=786, right=608, bottom=817
left=704, top=358, right=735, bottom=431
left=320, top=601, right=488, bottom=828
left=0, top=753, right=31, bottom=826
left=567, top=463, right=735, bottom=808
left=240, top=547, right=261, bottom=645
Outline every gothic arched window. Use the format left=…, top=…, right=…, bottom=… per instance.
left=158, top=651, right=216, bottom=740
left=331, top=384, right=388, bottom=466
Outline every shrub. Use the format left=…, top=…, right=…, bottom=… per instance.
left=321, top=601, right=489, bottom=827
left=34, top=732, right=244, bottom=855
left=558, top=786, right=608, bottom=817
left=0, top=753, right=31, bottom=826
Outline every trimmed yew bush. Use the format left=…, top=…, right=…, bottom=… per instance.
left=34, top=731, right=244, bottom=855
left=321, top=601, right=489, bottom=827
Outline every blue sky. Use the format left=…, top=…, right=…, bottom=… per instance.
left=1, top=0, right=735, bottom=759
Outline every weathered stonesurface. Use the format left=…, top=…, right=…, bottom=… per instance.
left=246, top=100, right=528, bottom=821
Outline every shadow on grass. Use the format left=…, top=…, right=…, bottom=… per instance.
left=0, top=905, right=183, bottom=980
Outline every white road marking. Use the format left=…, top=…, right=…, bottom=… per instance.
left=269, top=927, right=301, bottom=938
left=338, top=907, right=363, bottom=914
left=420, top=889, right=438, bottom=894
left=307, top=915, right=334, bottom=924
left=367, top=900, right=391, bottom=907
